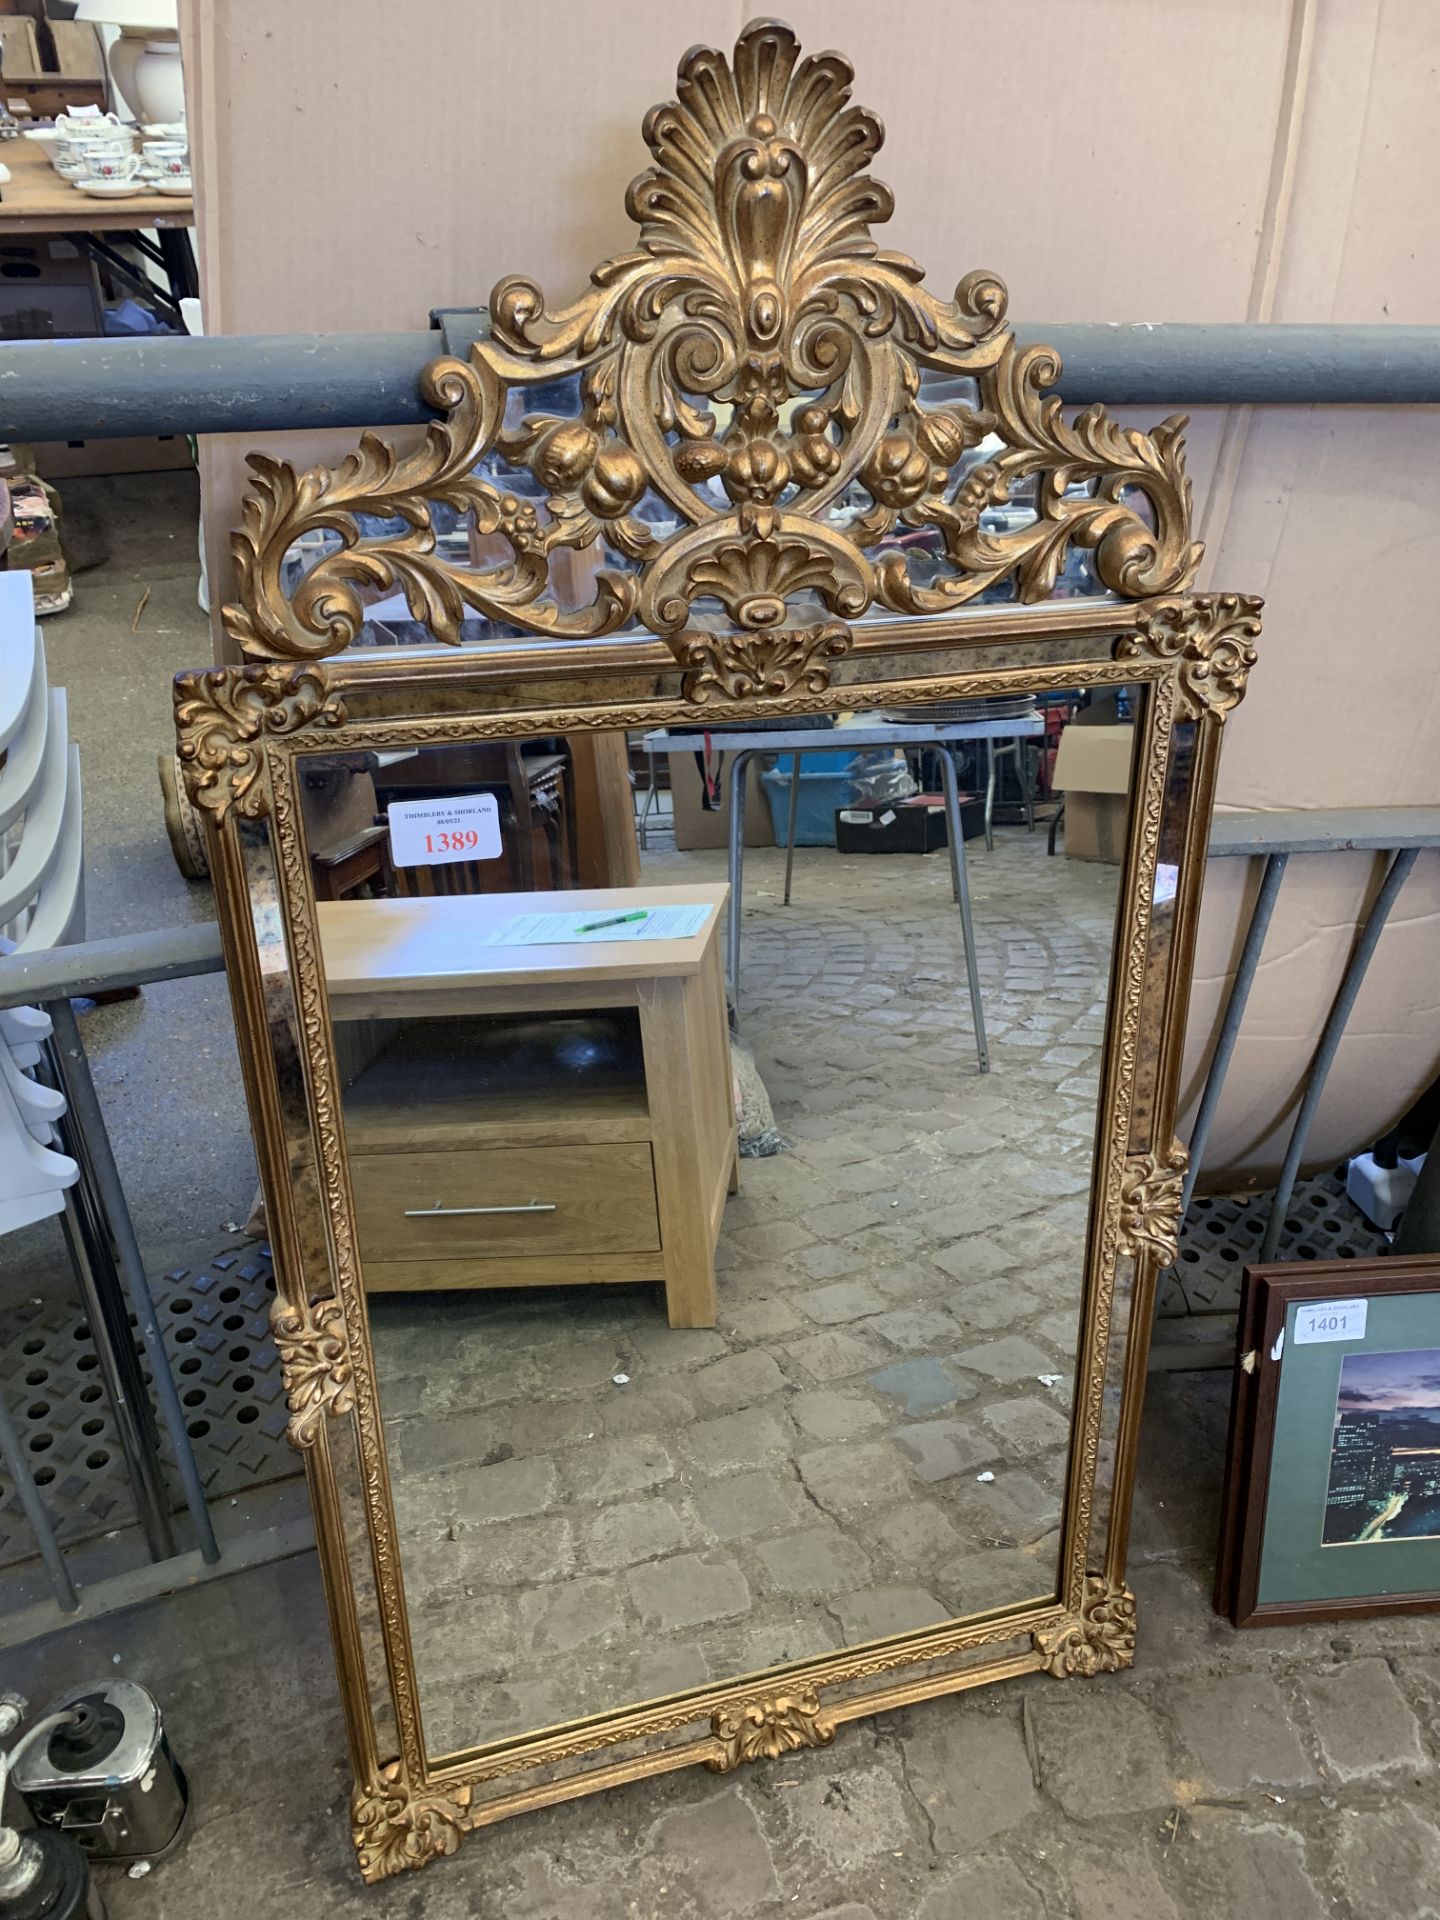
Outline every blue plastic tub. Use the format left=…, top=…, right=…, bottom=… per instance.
left=760, top=762, right=861, bottom=846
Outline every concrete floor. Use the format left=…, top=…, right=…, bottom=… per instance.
left=2, top=475, right=1438, bottom=1916
left=5, top=1370, right=1439, bottom=1919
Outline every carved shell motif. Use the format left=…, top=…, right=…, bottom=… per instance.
left=223, top=18, right=1202, bottom=691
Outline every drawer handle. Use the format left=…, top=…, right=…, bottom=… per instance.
left=403, top=1201, right=558, bottom=1217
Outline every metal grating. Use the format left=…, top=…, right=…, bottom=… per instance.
left=0, top=1243, right=297, bottom=1570
left=1156, top=1167, right=1390, bottom=1319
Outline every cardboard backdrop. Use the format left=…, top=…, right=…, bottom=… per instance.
left=178, top=0, right=1440, bottom=1187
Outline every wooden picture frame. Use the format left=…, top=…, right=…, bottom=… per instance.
left=175, top=18, right=1262, bottom=1882
left=1217, top=1255, right=1440, bottom=1627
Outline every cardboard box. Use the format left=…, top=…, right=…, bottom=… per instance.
left=1052, top=720, right=1134, bottom=864
left=0, top=237, right=104, bottom=339
left=667, top=748, right=773, bottom=851
left=0, top=17, right=107, bottom=118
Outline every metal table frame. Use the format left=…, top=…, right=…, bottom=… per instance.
left=644, top=717, right=1044, bottom=1075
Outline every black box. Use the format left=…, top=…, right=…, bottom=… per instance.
left=834, top=794, right=983, bottom=854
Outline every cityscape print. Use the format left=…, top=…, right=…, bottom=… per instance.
left=1324, top=1347, right=1440, bottom=1546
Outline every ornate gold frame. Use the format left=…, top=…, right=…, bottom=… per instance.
left=178, top=20, right=1260, bottom=1881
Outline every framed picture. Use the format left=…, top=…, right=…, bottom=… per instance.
left=1216, top=1255, right=1440, bottom=1626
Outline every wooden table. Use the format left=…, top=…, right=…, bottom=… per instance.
left=0, top=134, right=195, bottom=314
left=319, top=884, right=736, bottom=1328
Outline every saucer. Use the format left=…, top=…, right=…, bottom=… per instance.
left=142, top=122, right=187, bottom=140
left=153, top=177, right=192, bottom=194
left=73, top=177, right=145, bottom=197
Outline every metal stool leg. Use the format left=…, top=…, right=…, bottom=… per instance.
left=938, top=746, right=989, bottom=1073
left=725, top=750, right=750, bottom=1007
left=984, top=739, right=996, bottom=852
left=1018, top=737, right=1036, bottom=831
left=782, top=752, right=801, bottom=906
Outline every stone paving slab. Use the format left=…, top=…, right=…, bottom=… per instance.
left=3, top=1368, right=1439, bottom=1918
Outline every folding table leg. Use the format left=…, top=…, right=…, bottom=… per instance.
left=938, top=746, right=989, bottom=1073
left=782, top=753, right=801, bottom=906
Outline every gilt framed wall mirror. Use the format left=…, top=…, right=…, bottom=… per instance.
left=177, top=19, right=1261, bottom=1881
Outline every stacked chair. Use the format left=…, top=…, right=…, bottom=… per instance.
left=0, top=571, right=83, bottom=1234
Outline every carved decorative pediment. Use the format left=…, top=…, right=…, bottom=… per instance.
left=224, top=18, right=1203, bottom=689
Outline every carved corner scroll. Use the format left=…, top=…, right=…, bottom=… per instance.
left=1034, top=1577, right=1137, bottom=1678
left=1118, top=1143, right=1189, bottom=1269
left=272, top=1296, right=355, bottom=1449
left=352, top=1763, right=472, bottom=1883
left=706, top=1688, right=837, bottom=1772
left=222, top=18, right=1204, bottom=683
left=1118, top=593, right=1263, bottom=720
left=173, top=663, right=347, bottom=822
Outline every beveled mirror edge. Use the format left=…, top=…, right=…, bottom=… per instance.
left=182, top=599, right=1259, bottom=1879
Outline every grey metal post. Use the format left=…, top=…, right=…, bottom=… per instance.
left=1181, top=851, right=1289, bottom=1212
left=0, top=1387, right=78, bottom=1612
left=936, top=746, right=989, bottom=1074
left=51, top=1113, right=176, bottom=1564
left=3, top=323, right=1440, bottom=445
left=1258, top=848, right=1421, bottom=1263
left=45, top=999, right=220, bottom=1564
left=725, top=750, right=752, bottom=1006
left=782, top=754, right=802, bottom=907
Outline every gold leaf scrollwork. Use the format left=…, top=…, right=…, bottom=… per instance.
left=173, top=664, right=346, bottom=822
left=352, top=1763, right=472, bottom=1883
left=1118, top=1143, right=1189, bottom=1268
left=706, top=1688, right=836, bottom=1772
left=271, top=1296, right=354, bottom=1449
left=680, top=621, right=852, bottom=704
left=1117, top=593, right=1263, bottom=720
left=1034, top=1577, right=1137, bottom=1679
left=222, top=19, right=1203, bottom=682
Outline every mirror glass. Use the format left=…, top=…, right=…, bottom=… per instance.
left=303, top=686, right=1138, bottom=1757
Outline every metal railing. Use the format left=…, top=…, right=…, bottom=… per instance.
left=0, top=318, right=1437, bottom=1614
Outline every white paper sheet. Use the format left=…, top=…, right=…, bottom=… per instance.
left=479, top=903, right=713, bottom=947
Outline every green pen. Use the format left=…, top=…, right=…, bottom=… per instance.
left=576, top=909, right=649, bottom=934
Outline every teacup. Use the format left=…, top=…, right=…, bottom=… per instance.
left=141, top=141, right=189, bottom=178
left=78, top=148, right=142, bottom=182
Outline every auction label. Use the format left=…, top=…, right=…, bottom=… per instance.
left=1292, top=1299, right=1368, bottom=1346
left=387, top=793, right=502, bottom=866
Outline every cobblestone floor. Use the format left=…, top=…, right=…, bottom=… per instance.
left=365, top=832, right=1119, bottom=1753
left=8, top=1364, right=1438, bottom=1919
